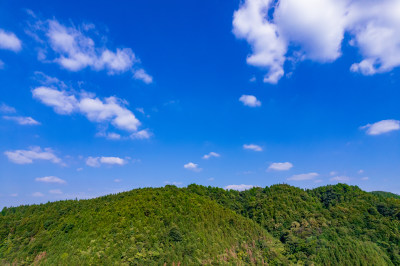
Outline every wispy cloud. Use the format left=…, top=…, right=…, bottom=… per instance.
left=225, top=184, right=255, bottom=191
left=32, top=192, right=44, bottom=197
left=3, top=116, right=40, bottom=125
left=288, top=172, right=319, bottom=181
left=27, top=18, right=152, bottom=83
left=0, top=103, right=16, bottom=114
left=35, top=176, right=66, bottom=184
left=268, top=162, right=293, bottom=171
left=49, top=189, right=63, bottom=194
left=361, top=119, right=400, bottom=135
left=243, top=144, right=263, bottom=152
left=4, top=147, right=63, bottom=165
left=330, top=176, right=350, bottom=182
left=86, top=156, right=127, bottom=167
left=202, top=152, right=220, bottom=159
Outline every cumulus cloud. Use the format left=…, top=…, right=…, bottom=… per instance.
left=202, top=152, right=220, bottom=159
left=3, top=116, right=40, bottom=125
left=225, top=184, right=255, bottom=191
left=239, top=95, right=261, bottom=107
left=32, top=192, right=44, bottom=197
left=35, top=176, right=66, bottom=184
left=330, top=175, right=350, bottom=182
left=32, top=86, right=142, bottom=132
left=4, top=147, right=63, bottom=165
left=361, top=119, right=400, bottom=135
left=28, top=18, right=152, bottom=82
left=0, top=29, right=22, bottom=52
left=243, top=144, right=263, bottom=151
left=288, top=172, right=319, bottom=181
left=233, top=0, right=400, bottom=83
left=184, top=162, right=202, bottom=172
left=268, top=162, right=293, bottom=171
left=86, top=156, right=126, bottom=167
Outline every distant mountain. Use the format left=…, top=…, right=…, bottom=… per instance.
left=1, top=184, right=400, bottom=265
left=371, top=191, right=400, bottom=200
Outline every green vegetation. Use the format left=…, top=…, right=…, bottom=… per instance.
left=0, top=186, right=284, bottom=265
left=1, top=183, right=400, bottom=265
left=371, top=191, right=400, bottom=200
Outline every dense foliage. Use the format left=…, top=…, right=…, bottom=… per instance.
left=188, top=183, right=400, bottom=265
left=371, top=191, right=400, bottom=200
left=1, top=183, right=400, bottom=265
left=0, top=186, right=284, bottom=265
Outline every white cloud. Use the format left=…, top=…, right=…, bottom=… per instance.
left=225, top=184, right=255, bottom=191
left=86, top=156, right=101, bottom=167
left=130, top=129, right=152, bottom=139
left=358, top=169, right=364, bottom=174
left=361, top=176, right=369, bottom=181
left=233, top=0, right=286, bottom=83
left=0, top=29, right=22, bottom=52
left=329, top=171, right=337, bottom=176
left=29, top=19, right=152, bottom=82
left=164, top=181, right=183, bottom=186
left=100, top=156, right=125, bottom=165
left=49, top=189, right=63, bottom=194
left=32, top=86, right=142, bottom=132
left=86, top=156, right=126, bottom=167
left=233, top=0, right=400, bottom=83
left=202, top=152, right=220, bottom=159
left=32, top=86, right=78, bottom=114
left=32, top=192, right=44, bottom=197
left=114, top=179, right=122, bottom=183
left=4, top=147, right=63, bottom=165
left=105, top=132, right=121, bottom=140
left=3, top=116, right=40, bottom=125
left=10, top=193, right=18, bottom=197
left=0, top=103, right=16, bottom=114
left=288, top=172, right=319, bottom=181
left=268, top=162, right=293, bottom=171
left=184, top=162, right=202, bottom=172
left=330, top=175, right=350, bottom=182
left=243, top=144, right=263, bottom=151
left=35, top=176, right=66, bottom=184
left=239, top=94, right=261, bottom=107
left=133, top=69, right=153, bottom=84
left=361, top=119, right=400, bottom=135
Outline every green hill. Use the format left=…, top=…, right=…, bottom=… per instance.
left=0, top=185, right=285, bottom=265
left=1, top=183, right=400, bottom=265
left=371, top=191, right=400, bottom=200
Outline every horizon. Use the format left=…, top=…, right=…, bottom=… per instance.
left=1, top=0, right=400, bottom=208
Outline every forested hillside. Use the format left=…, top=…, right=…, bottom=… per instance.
left=1, top=184, right=400, bottom=265
left=0, top=186, right=285, bottom=265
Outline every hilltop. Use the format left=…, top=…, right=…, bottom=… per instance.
left=1, top=184, right=400, bottom=265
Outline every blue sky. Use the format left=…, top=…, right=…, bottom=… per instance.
left=1, top=0, right=400, bottom=207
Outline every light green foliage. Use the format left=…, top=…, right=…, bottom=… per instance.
left=1, top=183, right=400, bottom=265
left=0, top=185, right=285, bottom=265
